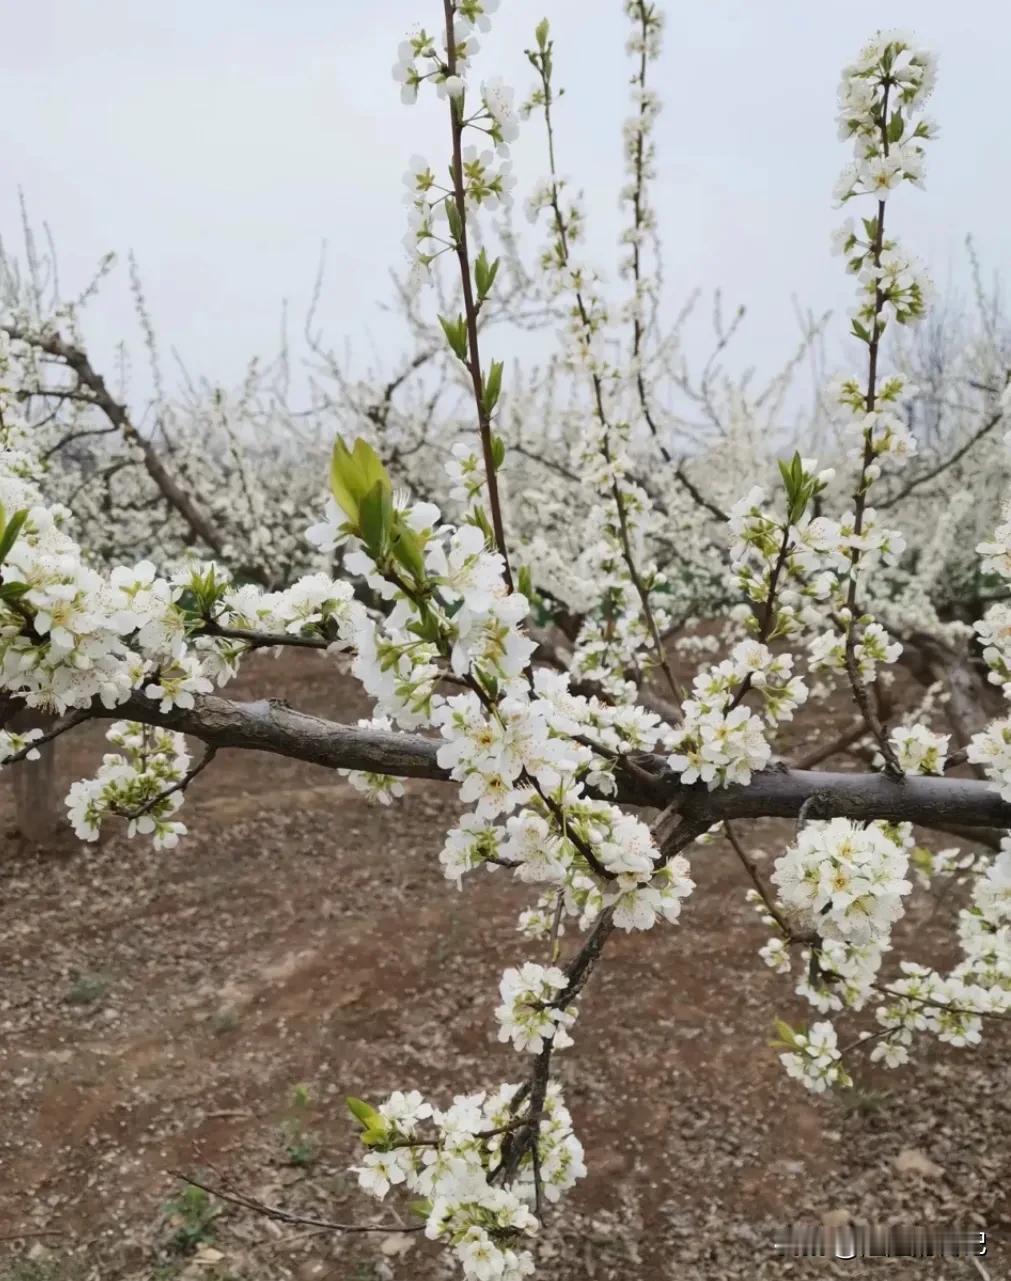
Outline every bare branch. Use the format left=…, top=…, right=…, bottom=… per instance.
left=170, top=1171, right=424, bottom=1235
left=877, top=406, right=1005, bottom=509
left=2, top=324, right=228, bottom=560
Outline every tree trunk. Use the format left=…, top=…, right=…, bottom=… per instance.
left=900, top=631, right=1001, bottom=774
left=6, top=706, right=60, bottom=845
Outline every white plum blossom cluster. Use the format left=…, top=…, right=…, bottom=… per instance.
left=495, top=962, right=576, bottom=1054
left=772, top=818, right=912, bottom=947
left=832, top=372, right=921, bottom=471
left=883, top=723, right=949, bottom=774
left=966, top=719, right=1011, bottom=802
left=0, top=726, right=43, bottom=763
left=722, top=462, right=906, bottom=690
left=431, top=677, right=695, bottom=933
left=350, top=1081, right=584, bottom=1281
left=833, top=32, right=936, bottom=206
left=833, top=223, right=932, bottom=334
left=809, top=621, right=902, bottom=683
left=807, top=33, right=938, bottom=716
left=65, top=721, right=191, bottom=849
left=665, top=639, right=809, bottom=789
left=340, top=716, right=407, bottom=806
left=396, top=2, right=516, bottom=284
left=722, top=469, right=909, bottom=692
left=618, top=0, right=664, bottom=330
left=777, top=1020, right=851, bottom=1094
left=870, top=868, right=1011, bottom=1065
left=974, top=500, right=1011, bottom=699
left=762, top=810, right=1011, bottom=1078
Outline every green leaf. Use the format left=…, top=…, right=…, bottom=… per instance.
left=329, top=439, right=362, bottom=523
left=535, top=17, right=550, bottom=50
left=772, top=1018, right=797, bottom=1048
left=0, top=581, right=28, bottom=602
left=329, top=438, right=391, bottom=527
left=438, top=314, right=469, bottom=364
left=474, top=247, right=490, bottom=299
left=491, top=433, right=506, bottom=469
left=517, top=564, right=533, bottom=601
left=0, top=508, right=28, bottom=566
left=359, top=481, right=393, bottom=558
left=347, top=1097, right=382, bottom=1128
left=888, top=110, right=904, bottom=144
left=407, top=607, right=442, bottom=645
left=470, top=506, right=493, bottom=543
left=391, top=522, right=427, bottom=583
left=353, top=438, right=391, bottom=496
left=482, top=361, right=504, bottom=418
left=409, top=1199, right=433, bottom=1219
left=850, top=318, right=871, bottom=344
left=446, top=199, right=464, bottom=245
left=475, top=249, right=500, bottom=303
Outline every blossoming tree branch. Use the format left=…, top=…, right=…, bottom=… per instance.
left=1, top=6, right=1010, bottom=1278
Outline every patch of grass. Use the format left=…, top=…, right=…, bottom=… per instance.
left=63, top=972, right=111, bottom=1007
left=148, top=1265, right=183, bottom=1281
left=279, top=1083, right=319, bottom=1168
left=348, top=1266, right=382, bottom=1281
left=150, top=1265, right=242, bottom=1281
left=0, top=1260, right=68, bottom=1281
left=161, top=1182, right=220, bottom=1256
left=209, top=1007, right=242, bottom=1036
left=841, top=1083, right=894, bottom=1116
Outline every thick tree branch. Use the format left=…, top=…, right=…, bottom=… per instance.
left=84, top=691, right=1011, bottom=835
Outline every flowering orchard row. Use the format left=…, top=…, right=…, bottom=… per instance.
left=1, top=6, right=1009, bottom=1279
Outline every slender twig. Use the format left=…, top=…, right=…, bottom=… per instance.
left=199, top=622, right=329, bottom=651
left=441, top=0, right=513, bottom=590
left=728, top=521, right=794, bottom=713
left=170, top=1171, right=425, bottom=1234
left=548, top=889, right=566, bottom=963
left=1, top=706, right=91, bottom=763
left=870, top=981, right=1011, bottom=1023
left=625, top=2, right=726, bottom=524
left=839, top=1025, right=901, bottom=1056
left=723, top=821, right=795, bottom=939
left=531, top=44, right=680, bottom=705
left=791, top=720, right=869, bottom=770
left=877, top=405, right=1005, bottom=509
left=114, top=747, right=217, bottom=823
left=840, top=80, right=902, bottom=776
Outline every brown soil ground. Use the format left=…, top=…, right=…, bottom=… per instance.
left=0, top=652, right=1008, bottom=1281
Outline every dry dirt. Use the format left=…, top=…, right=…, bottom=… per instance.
left=0, top=652, right=1008, bottom=1281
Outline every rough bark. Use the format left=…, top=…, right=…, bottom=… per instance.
left=93, top=692, right=1011, bottom=837
left=5, top=706, right=59, bottom=845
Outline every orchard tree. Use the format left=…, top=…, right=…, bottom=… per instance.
left=0, top=6, right=1010, bottom=1279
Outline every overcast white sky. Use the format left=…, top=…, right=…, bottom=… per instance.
left=2, top=1, right=1008, bottom=402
